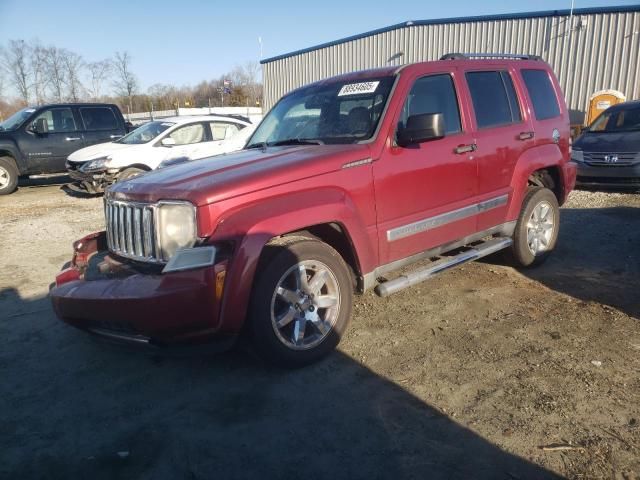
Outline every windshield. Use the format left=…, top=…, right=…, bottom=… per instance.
left=247, top=76, right=395, bottom=147
left=0, top=107, right=36, bottom=131
left=588, top=105, right=640, bottom=133
left=116, top=121, right=175, bottom=144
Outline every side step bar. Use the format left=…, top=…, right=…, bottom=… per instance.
left=375, top=237, right=512, bottom=297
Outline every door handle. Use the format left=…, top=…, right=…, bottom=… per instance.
left=518, top=131, right=535, bottom=140
left=65, top=137, right=81, bottom=141
left=454, top=143, right=477, bottom=155
left=110, top=134, right=123, bottom=139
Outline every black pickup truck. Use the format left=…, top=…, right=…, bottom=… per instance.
left=0, top=103, right=131, bottom=195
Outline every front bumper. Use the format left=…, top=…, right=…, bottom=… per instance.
left=66, top=162, right=117, bottom=194
left=50, top=231, right=232, bottom=348
left=575, top=162, right=640, bottom=188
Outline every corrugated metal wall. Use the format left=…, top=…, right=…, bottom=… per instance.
left=262, top=10, right=640, bottom=123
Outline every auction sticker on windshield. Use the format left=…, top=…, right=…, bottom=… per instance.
left=338, top=81, right=380, bottom=96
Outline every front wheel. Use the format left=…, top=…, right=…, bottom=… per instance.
left=0, top=157, right=19, bottom=195
left=248, top=236, right=353, bottom=367
left=508, top=187, right=560, bottom=267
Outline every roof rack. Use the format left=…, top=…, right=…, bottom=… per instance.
left=440, top=53, right=542, bottom=61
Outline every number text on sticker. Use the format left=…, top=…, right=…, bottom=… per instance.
left=338, top=81, right=380, bottom=96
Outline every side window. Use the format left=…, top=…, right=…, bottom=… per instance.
left=521, top=69, right=561, bottom=120
left=169, top=123, right=205, bottom=145
left=33, top=108, right=76, bottom=132
left=209, top=122, right=241, bottom=141
left=80, top=107, right=118, bottom=131
left=398, top=74, right=461, bottom=135
left=466, top=71, right=522, bottom=128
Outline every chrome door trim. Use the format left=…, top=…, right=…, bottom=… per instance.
left=386, top=194, right=509, bottom=242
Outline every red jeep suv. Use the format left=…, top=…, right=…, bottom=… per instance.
left=51, top=53, right=576, bottom=367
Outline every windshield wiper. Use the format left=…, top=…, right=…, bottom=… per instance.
left=246, top=141, right=268, bottom=150
left=270, top=138, right=324, bottom=146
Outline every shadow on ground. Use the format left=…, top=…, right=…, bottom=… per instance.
left=519, top=206, right=640, bottom=320
left=0, top=288, right=559, bottom=480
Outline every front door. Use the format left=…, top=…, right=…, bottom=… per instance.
left=373, top=71, right=479, bottom=264
left=18, top=107, right=82, bottom=173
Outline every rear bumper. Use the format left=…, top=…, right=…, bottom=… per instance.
left=575, top=162, right=640, bottom=188
left=50, top=231, right=233, bottom=348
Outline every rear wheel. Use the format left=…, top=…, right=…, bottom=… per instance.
left=0, top=157, right=19, bottom=195
left=248, top=236, right=353, bottom=367
left=508, top=187, right=560, bottom=267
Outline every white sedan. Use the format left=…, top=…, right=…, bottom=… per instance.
left=66, top=115, right=251, bottom=194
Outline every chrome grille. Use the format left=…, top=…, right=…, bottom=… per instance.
left=583, top=152, right=639, bottom=166
left=105, top=199, right=160, bottom=262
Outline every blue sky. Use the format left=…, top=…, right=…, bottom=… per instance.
left=1, top=0, right=637, bottom=91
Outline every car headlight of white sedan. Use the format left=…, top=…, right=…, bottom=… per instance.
left=81, top=156, right=112, bottom=172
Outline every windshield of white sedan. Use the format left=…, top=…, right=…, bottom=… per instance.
left=116, top=121, right=175, bottom=144
left=247, top=76, right=395, bottom=147
left=589, top=106, right=640, bottom=133
left=0, top=107, right=35, bottom=131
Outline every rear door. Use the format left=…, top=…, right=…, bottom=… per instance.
left=374, top=69, right=479, bottom=264
left=164, top=122, right=208, bottom=162
left=193, top=121, right=245, bottom=158
left=461, top=67, right=535, bottom=231
left=16, top=106, right=82, bottom=173
left=79, top=106, right=125, bottom=146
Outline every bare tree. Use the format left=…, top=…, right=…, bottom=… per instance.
left=30, top=42, right=48, bottom=104
left=86, top=59, right=112, bottom=100
left=1, top=40, right=31, bottom=103
left=113, top=51, right=138, bottom=114
left=44, top=46, right=66, bottom=102
left=63, top=50, right=84, bottom=101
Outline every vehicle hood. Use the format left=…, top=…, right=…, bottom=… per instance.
left=67, top=142, right=136, bottom=162
left=107, top=144, right=372, bottom=205
left=574, top=130, right=640, bottom=152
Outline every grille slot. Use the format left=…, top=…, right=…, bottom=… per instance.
left=105, top=199, right=160, bottom=262
left=583, top=152, right=639, bottom=166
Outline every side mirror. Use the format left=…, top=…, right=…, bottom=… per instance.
left=396, top=113, right=445, bottom=147
left=161, top=137, right=176, bottom=147
left=32, top=118, right=49, bottom=135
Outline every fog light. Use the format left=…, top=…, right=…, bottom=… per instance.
left=162, top=246, right=216, bottom=274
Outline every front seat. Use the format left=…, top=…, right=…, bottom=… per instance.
left=348, top=107, right=371, bottom=136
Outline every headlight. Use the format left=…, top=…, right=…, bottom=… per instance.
left=571, top=150, right=584, bottom=162
left=81, top=156, right=111, bottom=172
left=156, top=201, right=197, bottom=261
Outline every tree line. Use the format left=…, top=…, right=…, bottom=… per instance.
left=0, top=39, right=263, bottom=120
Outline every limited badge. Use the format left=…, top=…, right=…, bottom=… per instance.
left=552, top=128, right=560, bottom=144
left=338, top=81, right=380, bottom=96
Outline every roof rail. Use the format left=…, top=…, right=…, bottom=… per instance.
left=440, top=53, right=543, bottom=61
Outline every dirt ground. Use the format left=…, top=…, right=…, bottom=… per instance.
left=0, top=178, right=639, bottom=480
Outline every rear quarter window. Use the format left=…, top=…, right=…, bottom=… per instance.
left=521, top=69, right=561, bottom=120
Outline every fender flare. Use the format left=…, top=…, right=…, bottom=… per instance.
left=207, top=187, right=377, bottom=333
left=506, top=143, right=564, bottom=220
left=0, top=142, right=25, bottom=174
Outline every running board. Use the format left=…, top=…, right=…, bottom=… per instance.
left=375, top=237, right=512, bottom=297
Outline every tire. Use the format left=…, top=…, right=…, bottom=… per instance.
left=0, top=156, right=19, bottom=195
left=507, top=187, right=560, bottom=267
left=118, top=167, right=146, bottom=182
left=248, top=236, right=353, bottom=367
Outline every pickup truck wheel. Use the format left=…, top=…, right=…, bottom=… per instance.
left=249, top=237, right=353, bottom=367
left=509, top=187, right=559, bottom=267
left=118, top=167, right=145, bottom=182
left=0, top=157, right=19, bottom=195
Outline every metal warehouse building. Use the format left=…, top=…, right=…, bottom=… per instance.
left=261, top=5, right=640, bottom=123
